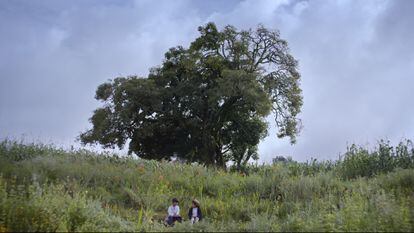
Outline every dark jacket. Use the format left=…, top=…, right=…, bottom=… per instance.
left=188, top=207, right=202, bottom=220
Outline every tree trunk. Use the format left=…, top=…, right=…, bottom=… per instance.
left=215, top=146, right=226, bottom=169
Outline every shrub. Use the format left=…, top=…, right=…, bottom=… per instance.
left=339, top=140, right=414, bottom=179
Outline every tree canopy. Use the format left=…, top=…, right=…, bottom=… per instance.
left=80, top=22, right=303, bottom=168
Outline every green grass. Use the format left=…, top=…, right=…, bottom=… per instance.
left=0, top=139, right=413, bottom=232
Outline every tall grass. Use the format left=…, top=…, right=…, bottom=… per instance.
left=0, top=139, right=413, bottom=232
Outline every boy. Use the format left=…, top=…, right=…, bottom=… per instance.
left=165, top=198, right=182, bottom=226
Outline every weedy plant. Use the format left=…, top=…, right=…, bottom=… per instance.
left=0, top=139, right=413, bottom=232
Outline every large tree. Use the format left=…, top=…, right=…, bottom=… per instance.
left=80, top=23, right=302, bottom=168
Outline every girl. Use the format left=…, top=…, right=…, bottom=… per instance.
left=188, top=199, right=202, bottom=224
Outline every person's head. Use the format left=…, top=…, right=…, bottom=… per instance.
left=172, top=198, right=179, bottom=206
left=192, top=199, right=200, bottom=208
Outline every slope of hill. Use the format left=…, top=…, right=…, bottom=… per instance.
left=0, top=140, right=413, bottom=232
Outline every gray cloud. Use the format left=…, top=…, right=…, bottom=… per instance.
left=252, top=0, right=414, bottom=161
left=1, top=0, right=413, bottom=161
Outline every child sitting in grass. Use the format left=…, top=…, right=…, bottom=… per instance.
left=188, top=199, right=202, bottom=224
left=165, top=198, right=182, bottom=226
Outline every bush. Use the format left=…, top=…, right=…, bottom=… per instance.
left=339, top=140, right=414, bottom=179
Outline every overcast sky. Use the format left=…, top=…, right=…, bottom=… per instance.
left=1, top=0, right=413, bottom=162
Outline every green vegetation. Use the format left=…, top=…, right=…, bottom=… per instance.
left=1, top=139, right=414, bottom=232
left=81, top=22, right=303, bottom=168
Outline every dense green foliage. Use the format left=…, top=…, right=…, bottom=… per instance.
left=80, top=22, right=302, bottom=168
left=1, top=139, right=414, bottom=232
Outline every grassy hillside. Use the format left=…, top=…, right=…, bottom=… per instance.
left=0, top=139, right=414, bottom=232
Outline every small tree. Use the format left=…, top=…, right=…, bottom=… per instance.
left=272, top=156, right=288, bottom=164
left=80, top=22, right=303, bottom=168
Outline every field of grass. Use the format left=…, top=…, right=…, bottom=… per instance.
left=0, top=139, right=414, bottom=232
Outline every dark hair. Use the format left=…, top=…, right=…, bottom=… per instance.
left=172, top=198, right=179, bottom=203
